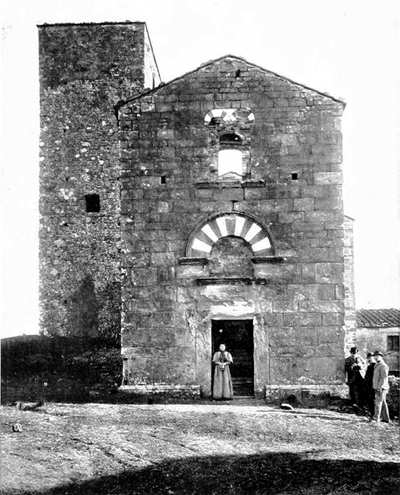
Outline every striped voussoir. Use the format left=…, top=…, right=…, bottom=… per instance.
left=188, top=213, right=272, bottom=257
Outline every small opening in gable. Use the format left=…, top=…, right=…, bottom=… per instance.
left=291, top=172, right=298, bottom=181
left=208, top=117, right=219, bottom=126
left=160, top=175, right=167, bottom=184
left=219, top=133, right=242, bottom=145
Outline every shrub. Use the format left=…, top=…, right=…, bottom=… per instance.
left=1, top=335, right=122, bottom=403
left=388, top=376, right=400, bottom=418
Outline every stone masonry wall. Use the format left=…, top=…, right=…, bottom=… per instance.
left=343, top=216, right=356, bottom=349
left=39, top=22, right=160, bottom=338
left=118, top=56, right=346, bottom=395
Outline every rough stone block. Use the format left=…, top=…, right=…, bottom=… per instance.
left=315, top=263, right=343, bottom=283
left=293, top=198, right=314, bottom=211
left=314, top=172, right=342, bottom=185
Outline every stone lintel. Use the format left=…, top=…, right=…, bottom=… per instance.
left=264, top=383, right=348, bottom=402
left=242, top=179, right=266, bottom=188
left=251, top=256, right=285, bottom=264
left=195, top=179, right=266, bottom=189
left=196, top=277, right=270, bottom=285
left=195, top=180, right=241, bottom=189
left=178, top=257, right=209, bottom=265
left=119, top=384, right=201, bottom=395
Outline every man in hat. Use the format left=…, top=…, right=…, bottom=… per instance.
left=363, top=352, right=376, bottom=417
left=372, top=351, right=391, bottom=423
left=345, top=346, right=365, bottom=407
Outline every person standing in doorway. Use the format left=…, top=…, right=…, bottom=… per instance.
left=363, top=352, right=376, bottom=417
left=345, top=346, right=365, bottom=408
left=212, top=343, right=233, bottom=400
left=372, top=351, right=391, bottom=424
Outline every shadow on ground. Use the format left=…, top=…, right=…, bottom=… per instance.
left=9, top=451, right=400, bottom=495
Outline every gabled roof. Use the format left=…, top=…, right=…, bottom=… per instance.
left=356, top=309, right=400, bottom=328
left=118, top=54, right=345, bottom=109
left=37, top=21, right=146, bottom=27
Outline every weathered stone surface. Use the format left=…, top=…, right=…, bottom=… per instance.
left=118, top=55, right=347, bottom=395
left=343, top=216, right=357, bottom=348
left=39, top=26, right=350, bottom=397
left=39, top=22, right=160, bottom=339
left=264, top=384, right=348, bottom=405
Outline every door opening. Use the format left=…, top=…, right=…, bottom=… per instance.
left=211, top=320, right=254, bottom=396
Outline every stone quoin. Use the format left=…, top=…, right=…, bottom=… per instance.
left=38, top=21, right=353, bottom=400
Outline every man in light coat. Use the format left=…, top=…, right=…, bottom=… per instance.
left=372, top=350, right=391, bottom=423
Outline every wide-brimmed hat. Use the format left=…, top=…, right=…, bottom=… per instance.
left=372, top=350, right=383, bottom=357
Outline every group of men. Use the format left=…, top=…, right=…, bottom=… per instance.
left=345, top=347, right=391, bottom=423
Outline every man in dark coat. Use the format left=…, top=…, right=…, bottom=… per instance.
left=345, top=346, right=365, bottom=407
left=363, top=352, right=375, bottom=417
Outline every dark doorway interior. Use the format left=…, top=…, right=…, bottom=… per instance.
left=211, top=320, right=254, bottom=396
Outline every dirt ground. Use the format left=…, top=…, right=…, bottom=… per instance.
left=1, top=401, right=399, bottom=494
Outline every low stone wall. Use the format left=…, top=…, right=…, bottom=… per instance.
left=264, top=379, right=399, bottom=418
left=264, top=384, right=348, bottom=408
left=118, top=384, right=201, bottom=403
left=388, top=376, right=400, bottom=418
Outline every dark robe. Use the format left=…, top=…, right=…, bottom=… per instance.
left=345, top=354, right=365, bottom=406
left=212, top=351, right=233, bottom=400
left=364, top=362, right=375, bottom=416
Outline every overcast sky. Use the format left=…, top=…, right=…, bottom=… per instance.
left=1, top=0, right=399, bottom=337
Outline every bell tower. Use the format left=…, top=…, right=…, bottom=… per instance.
left=38, top=22, right=160, bottom=339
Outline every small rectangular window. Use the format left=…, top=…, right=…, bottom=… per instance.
left=85, top=194, right=100, bottom=213
left=218, top=149, right=243, bottom=178
left=387, top=335, right=400, bottom=351
left=291, top=172, right=298, bottom=180
left=160, top=175, right=167, bottom=184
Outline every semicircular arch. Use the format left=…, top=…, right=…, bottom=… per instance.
left=186, top=212, right=274, bottom=258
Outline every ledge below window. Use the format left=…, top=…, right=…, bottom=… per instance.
left=195, top=179, right=265, bottom=189
left=196, top=277, right=271, bottom=285
left=195, top=180, right=241, bottom=189
left=242, top=179, right=266, bottom=188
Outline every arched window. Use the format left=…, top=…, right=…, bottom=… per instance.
left=204, top=109, right=237, bottom=125
left=218, top=149, right=243, bottom=178
left=219, top=133, right=242, bottom=145
left=204, top=108, right=255, bottom=125
left=204, top=109, right=254, bottom=180
left=218, top=132, right=243, bottom=177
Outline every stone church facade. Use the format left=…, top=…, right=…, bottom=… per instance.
left=39, top=22, right=351, bottom=398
